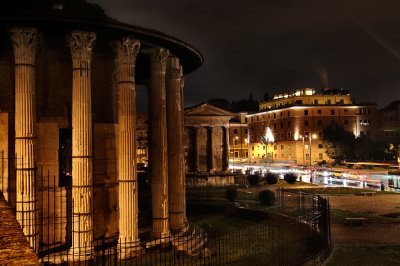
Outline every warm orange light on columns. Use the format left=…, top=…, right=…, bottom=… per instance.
left=67, top=30, right=96, bottom=260
left=146, top=47, right=170, bottom=238
left=166, top=57, right=187, bottom=232
left=9, top=27, right=39, bottom=251
left=115, top=37, right=142, bottom=258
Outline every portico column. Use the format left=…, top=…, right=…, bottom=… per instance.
left=9, top=27, right=39, bottom=250
left=193, top=126, right=200, bottom=172
left=116, top=38, right=141, bottom=258
left=147, top=47, right=170, bottom=238
left=67, top=31, right=96, bottom=259
left=222, top=126, right=229, bottom=171
left=166, top=57, right=186, bottom=232
left=208, top=126, right=215, bottom=172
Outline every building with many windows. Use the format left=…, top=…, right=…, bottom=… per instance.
left=380, top=101, right=400, bottom=143
left=247, top=88, right=379, bottom=165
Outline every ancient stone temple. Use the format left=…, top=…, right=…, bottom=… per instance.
left=0, top=0, right=202, bottom=262
left=184, top=103, right=235, bottom=187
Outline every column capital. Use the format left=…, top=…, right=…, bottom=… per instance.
left=9, top=27, right=38, bottom=64
left=67, top=31, right=96, bottom=61
left=145, top=47, right=170, bottom=73
left=116, top=37, right=140, bottom=65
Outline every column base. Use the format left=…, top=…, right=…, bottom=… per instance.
left=170, top=214, right=187, bottom=233
left=145, top=232, right=171, bottom=249
left=118, top=239, right=144, bottom=260
left=68, top=246, right=94, bottom=262
left=171, top=221, right=190, bottom=236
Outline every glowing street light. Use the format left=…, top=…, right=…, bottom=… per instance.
left=233, top=135, right=239, bottom=170
left=309, top=133, right=317, bottom=166
left=264, top=127, right=275, bottom=164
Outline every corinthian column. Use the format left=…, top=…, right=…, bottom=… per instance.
left=67, top=31, right=96, bottom=260
left=222, top=126, right=229, bottom=171
left=208, top=126, right=215, bottom=172
left=193, top=127, right=200, bottom=172
left=115, top=37, right=141, bottom=258
left=146, top=47, right=170, bottom=238
left=9, top=27, right=39, bottom=250
left=166, top=57, right=186, bottom=232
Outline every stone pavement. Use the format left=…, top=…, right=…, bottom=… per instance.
left=0, top=194, right=39, bottom=265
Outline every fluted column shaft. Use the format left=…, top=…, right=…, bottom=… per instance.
left=208, top=127, right=215, bottom=172
left=166, top=57, right=186, bottom=232
left=116, top=38, right=141, bottom=258
left=147, top=48, right=170, bottom=238
left=10, top=27, right=39, bottom=250
left=67, top=31, right=96, bottom=259
left=193, top=127, right=200, bottom=172
left=222, top=126, right=229, bottom=171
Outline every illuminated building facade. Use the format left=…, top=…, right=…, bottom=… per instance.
left=247, top=88, right=379, bottom=164
left=228, top=112, right=249, bottom=165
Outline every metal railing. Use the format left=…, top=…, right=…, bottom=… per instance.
left=0, top=153, right=332, bottom=265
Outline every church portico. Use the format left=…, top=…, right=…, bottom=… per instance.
left=184, top=103, right=234, bottom=176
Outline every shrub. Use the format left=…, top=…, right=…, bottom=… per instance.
left=284, top=172, right=297, bottom=184
left=225, top=185, right=238, bottom=202
left=265, top=172, right=279, bottom=184
left=258, top=189, right=276, bottom=206
left=247, top=174, right=260, bottom=186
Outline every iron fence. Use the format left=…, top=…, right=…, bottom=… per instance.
left=0, top=153, right=331, bottom=265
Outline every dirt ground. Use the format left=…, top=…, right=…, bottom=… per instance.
left=328, top=194, right=400, bottom=245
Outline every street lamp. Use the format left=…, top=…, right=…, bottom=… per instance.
left=309, top=133, right=317, bottom=166
left=265, top=127, right=275, bottom=164
left=233, top=136, right=238, bottom=170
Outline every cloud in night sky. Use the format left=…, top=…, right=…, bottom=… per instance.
left=90, top=0, right=400, bottom=109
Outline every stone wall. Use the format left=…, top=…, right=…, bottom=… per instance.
left=186, top=174, right=235, bottom=188
left=0, top=193, right=39, bottom=265
left=0, top=112, right=15, bottom=207
left=93, top=124, right=119, bottom=238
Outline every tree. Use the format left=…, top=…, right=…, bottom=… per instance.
left=263, top=92, right=270, bottom=102
left=322, top=124, right=356, bottom=163
left=207, top=98, right=232, bottom=110
left=385, top=143, right=400, bottom=163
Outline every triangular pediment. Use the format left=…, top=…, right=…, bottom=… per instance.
left=184, top=103, right=235, bottom=117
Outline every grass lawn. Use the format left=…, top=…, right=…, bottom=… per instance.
left=330, top=209, right=399, bottom=223
left=188, top=213, right=258, bottom=234
left=326, top=245, right=400, bottom=266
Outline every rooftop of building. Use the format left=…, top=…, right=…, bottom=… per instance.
left=265, top=88, right=351, bottom=103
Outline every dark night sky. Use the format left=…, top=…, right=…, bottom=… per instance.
left=90, top=0, right=400, bottom=110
